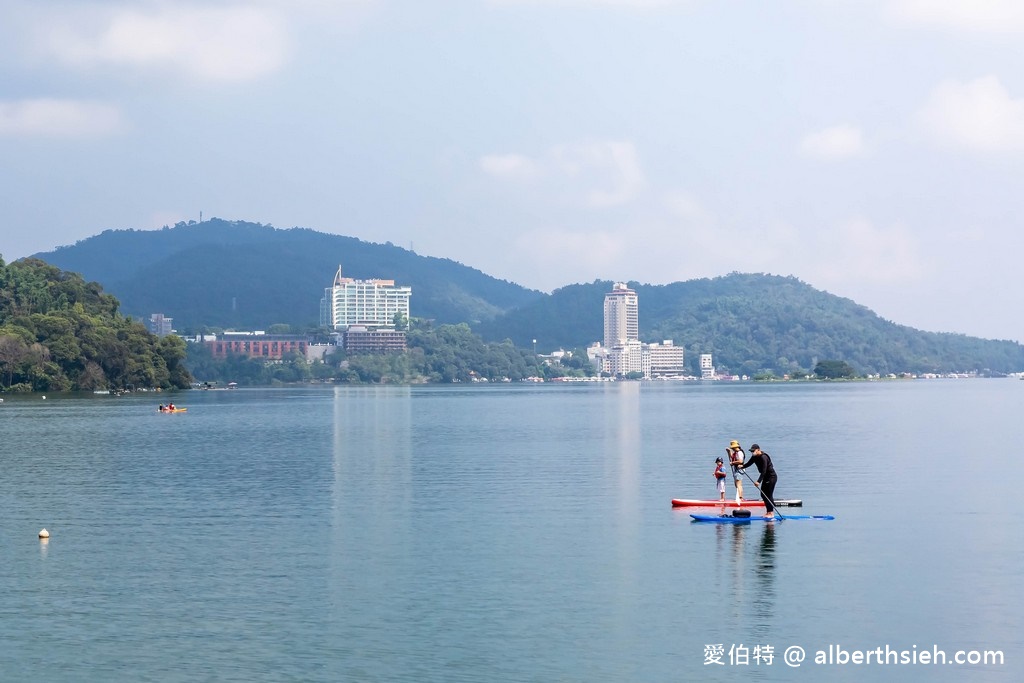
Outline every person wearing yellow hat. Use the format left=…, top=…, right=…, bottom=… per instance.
left=727, top=440, right=746, bottom=504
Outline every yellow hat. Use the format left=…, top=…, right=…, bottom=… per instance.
left=729, top=440, right=740, bottom=448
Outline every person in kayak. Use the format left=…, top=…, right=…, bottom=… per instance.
left=714, top=456, right=727, bottom=503
left=739, top=444, right=778, bottom=519
left=727, top=440, right=746, bottom=504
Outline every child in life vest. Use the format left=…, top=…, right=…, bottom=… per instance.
left=714, top=456, right=727, bottom=502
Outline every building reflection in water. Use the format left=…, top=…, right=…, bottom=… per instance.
left=329, top=385, right=413, bottom=625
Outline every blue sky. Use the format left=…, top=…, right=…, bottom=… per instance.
left=2, top=0, right=1023, bottom=342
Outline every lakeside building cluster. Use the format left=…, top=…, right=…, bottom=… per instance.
left=162, top=272, right=716, bottom=380
left=585, top=282, right=699, bottom=380
left=170, top=265, right=412, bottom=360
left=319, top=265, right=411, bottom=353
left=154, top=271, right=1008, bottom=380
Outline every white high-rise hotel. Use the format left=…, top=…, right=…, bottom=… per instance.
left=320, top=265, right=412, bottom=330
left=590, top=282, right=685, bottom=378
left=603, top=282, right=638, bottom=348
left=601, top=283, right=643, bottom=376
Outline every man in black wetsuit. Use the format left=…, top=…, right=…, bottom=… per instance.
left=740, top=444, right=778, bottom=519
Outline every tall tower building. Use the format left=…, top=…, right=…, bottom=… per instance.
left=603, top=283, right=638, bottom=348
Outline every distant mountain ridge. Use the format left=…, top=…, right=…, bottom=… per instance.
left=36, top=219, right=543, bottom=331
left=32, top=219, right=1024, bottom=375
left=475, top=275, right=1024, bottom=375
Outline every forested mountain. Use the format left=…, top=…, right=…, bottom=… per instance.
left=0, top=257, right=191, bottom=392
left=30, top=220, right=1024, bottom=376
left=35, top=219, right=543, bottom=330
left=474, top=275, right=1024, bottom=376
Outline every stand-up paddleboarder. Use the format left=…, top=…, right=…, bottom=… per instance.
left=727, top=440, right=745, bottom=504
left=740, top=444, right=778, bottom=519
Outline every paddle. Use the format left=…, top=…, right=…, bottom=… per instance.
left=739, top=466, right=786, bottom=520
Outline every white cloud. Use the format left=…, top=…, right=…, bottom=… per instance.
left=555, top=141, right=646, bottom=207
left=887, top=0, right=1024, bottom=34
left=479, top=153, right=541, bottom=181
left=513, top=228, right=626, bottom=280
left=0, top=99, right=122, bottom=137
left=255, top=0, right=381, bottom=34
left=501, top=190, right=712, bottom=288
left=660, top=192, right=803, bottom=275
left=481, top=140, right=645, bottom=208
left=258, top=0, right=373, bottom=10
left=657, top=196, right=924, bottom=289
left=807, top=218, right=924, bottom=287
left=798, top=125, right=866, bottom=160
left=917, top=76, right=1024, bottom=153
left=487, top=0, right=689, bottom=8
left=476, top=175, right=931, bottom=296
left=502, top=190, right=807, bottom=288
left=663, top=191, right=715, bottom=225
left=43, top=4, right=288, bottom=82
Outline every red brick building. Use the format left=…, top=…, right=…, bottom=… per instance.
left=206, top=333, right=309, bottom=359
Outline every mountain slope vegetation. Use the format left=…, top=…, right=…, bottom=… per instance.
left=36, top=219, right=544, bottom=330
left=31, top=220, right=1024, bottom=376
left=475, top=275, right=1024, bottom=375
left=0, top=257, right=192, bottom=392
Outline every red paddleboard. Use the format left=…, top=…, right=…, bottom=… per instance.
left=672, top=498, right=802, bottom=508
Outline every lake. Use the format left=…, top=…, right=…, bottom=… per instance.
left=0, top=380, right=1020, bottom=681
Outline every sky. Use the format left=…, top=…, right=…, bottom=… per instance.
left=2, top=0, right=1023, bottom=342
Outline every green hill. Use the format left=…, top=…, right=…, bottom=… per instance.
left=36, top=219, right=544, bottom=331
left=31, top=221, right=1024, bottom=376
left=0, top=257, right=191, bottom=392
left=475, top=275, right=1024, bottom=376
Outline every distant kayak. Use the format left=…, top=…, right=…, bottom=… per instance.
left=672, top=498, right=802, bottom=508
left=690, top=513, right=834, bottom=523
left=157, top=408, right=187, bottom=413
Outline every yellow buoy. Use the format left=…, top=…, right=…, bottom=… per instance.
left=38, top=528, right=50, bottom=539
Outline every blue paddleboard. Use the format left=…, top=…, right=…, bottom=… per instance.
left=690, top=513, right=835, bottom=523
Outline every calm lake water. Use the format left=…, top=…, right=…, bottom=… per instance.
left=1, top=380, right=1020, bottom=682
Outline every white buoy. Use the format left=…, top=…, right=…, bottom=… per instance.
left=38, top=528, right=50, bottom=539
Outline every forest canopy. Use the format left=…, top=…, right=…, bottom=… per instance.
left=0, top=256, right=192, bottom=392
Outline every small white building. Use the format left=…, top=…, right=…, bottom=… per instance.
left=700, top=353, right=715, bottom=379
